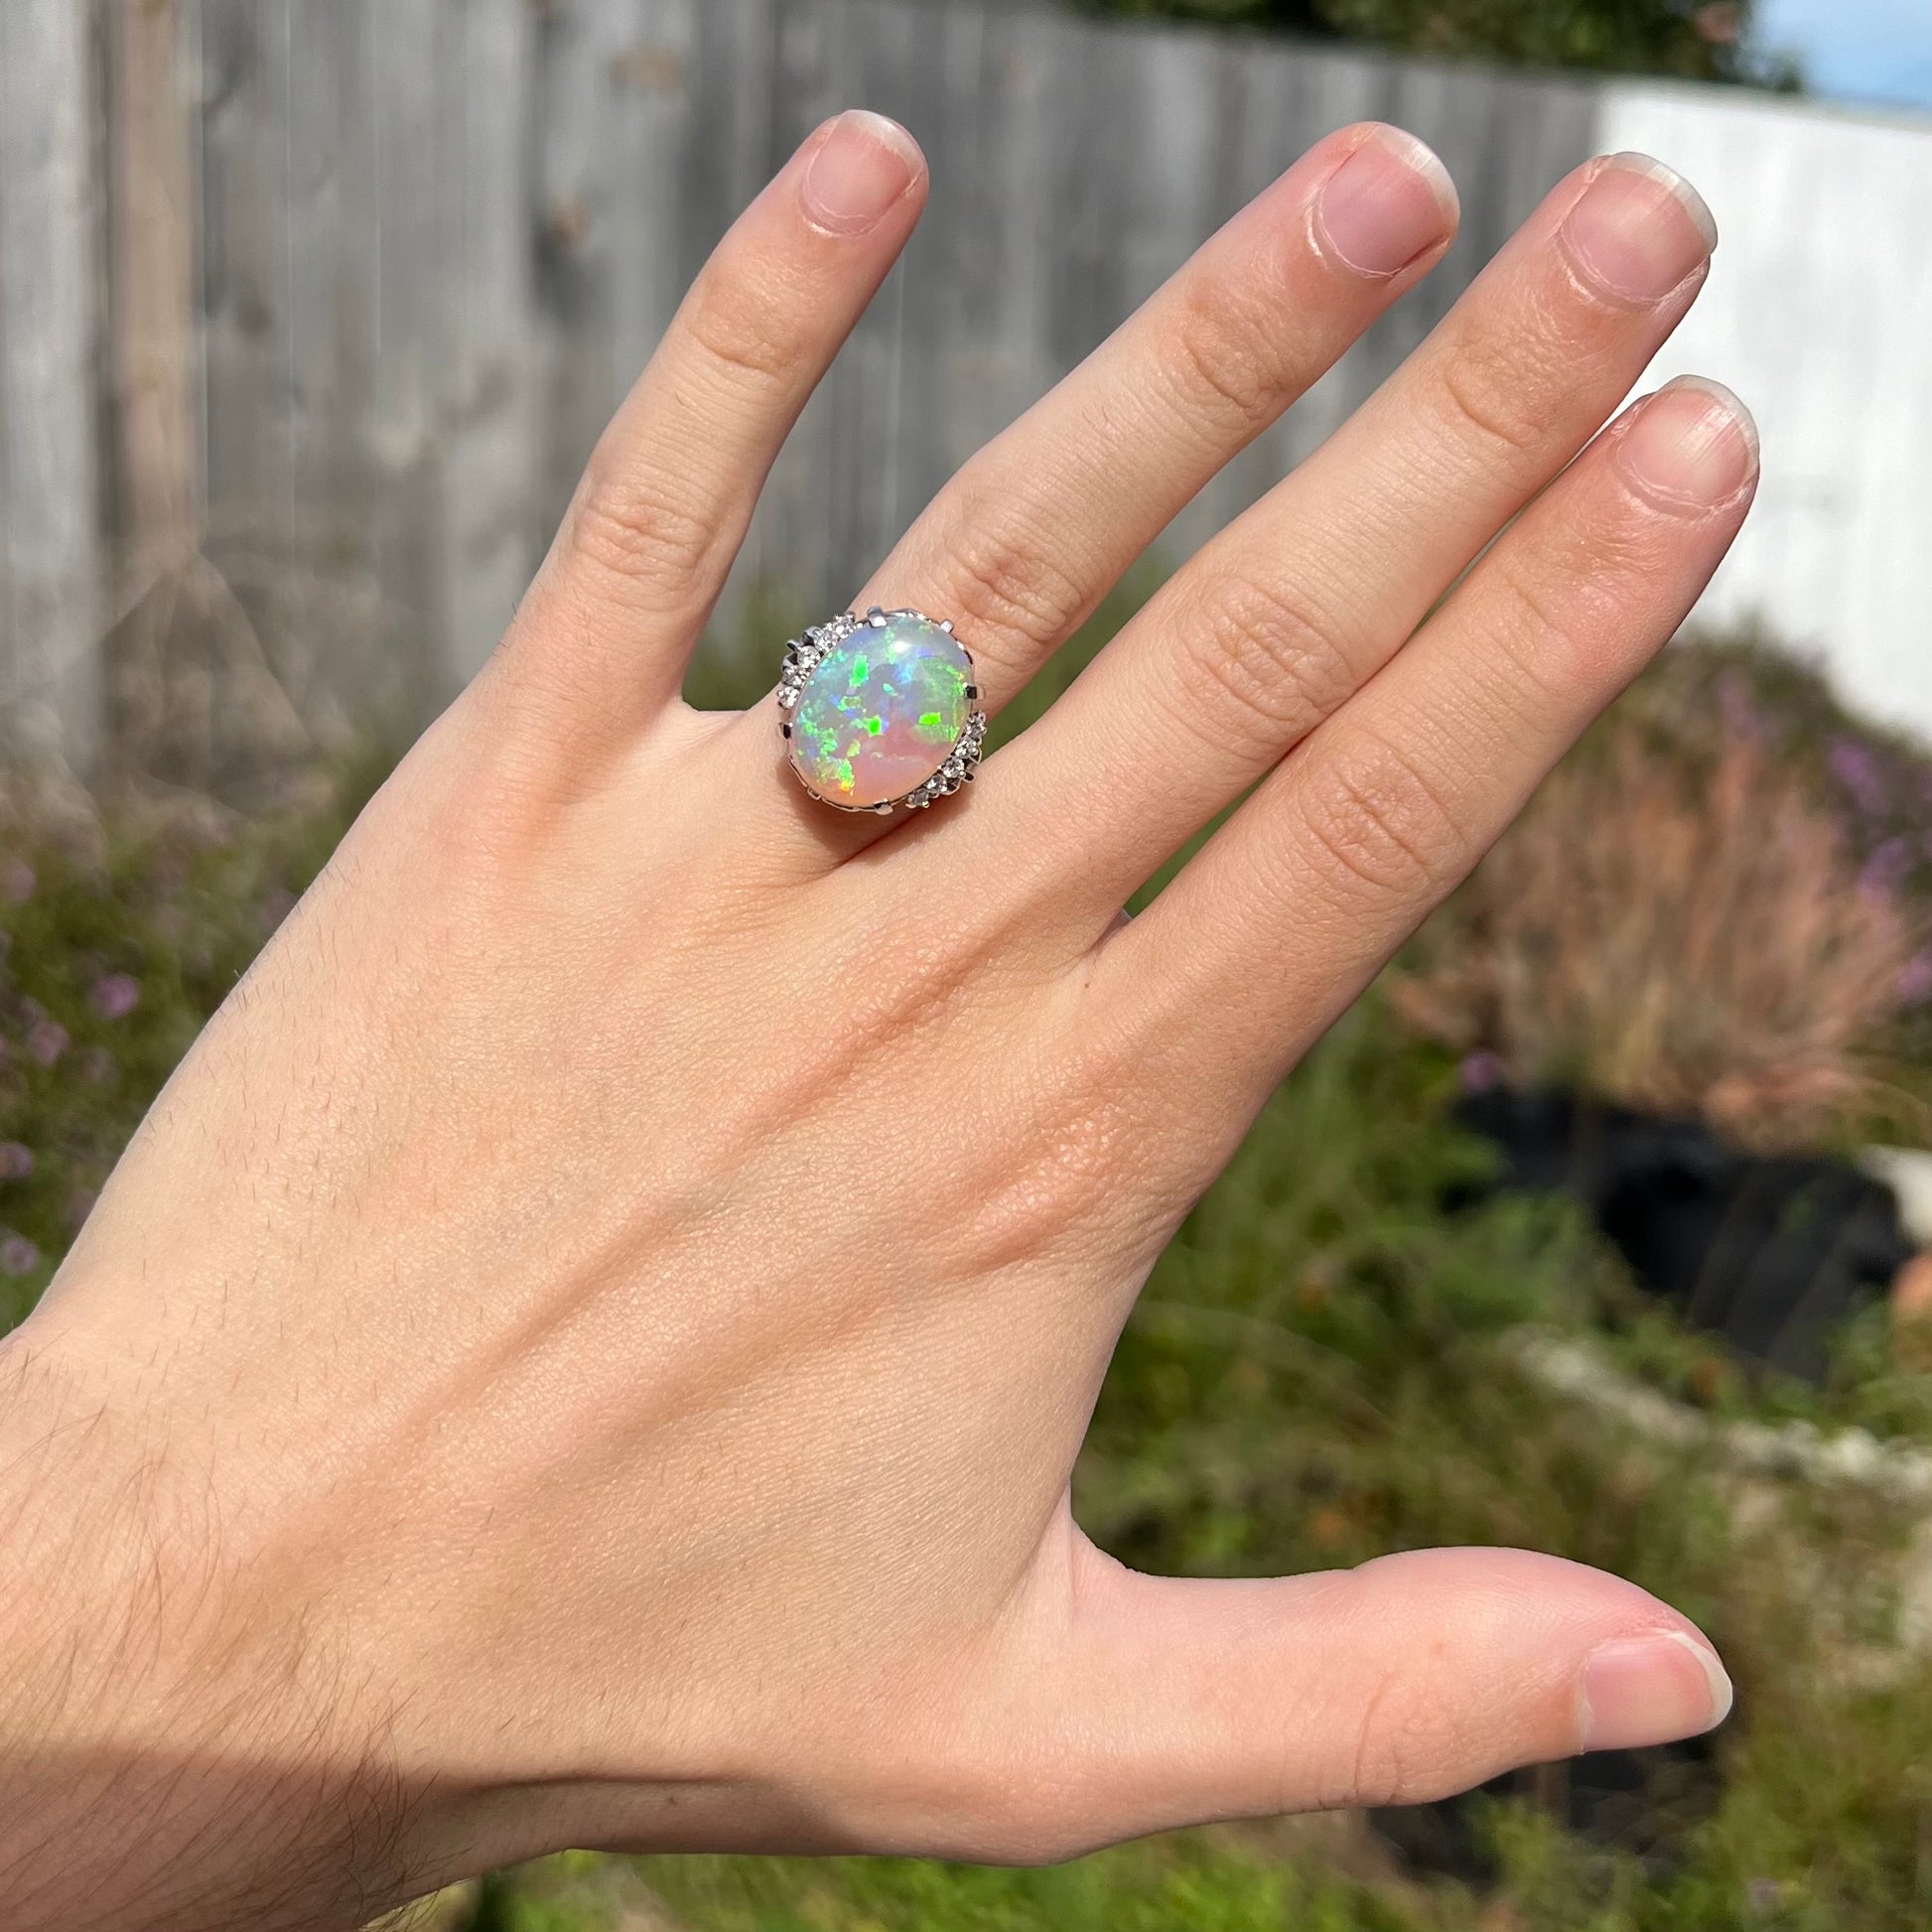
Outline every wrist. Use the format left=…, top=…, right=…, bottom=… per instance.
left=0, top=1326, right=466, bottom=1932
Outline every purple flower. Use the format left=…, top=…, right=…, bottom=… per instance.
left=25, top=1017, right=69, bottom=1067
left=0, top=857, right=34, bottom=904
left=1459, top=1049, right=1505, bottom=1094
left=1717, top=671, right=1767, bottom=745
left=1829, top=735, right=1889, bottom=817
left=0, top=1231, right=40, bottom=1277
left=1900, top=951, right=1932, bottom=1007
left=90, top=972, right=140, bottom=1022
left=1861, top=838, right=1915, bottom=899
left=0, top=1142, right=33, bottom=1181
left=1745, top=1877, right=1783, bottom=1913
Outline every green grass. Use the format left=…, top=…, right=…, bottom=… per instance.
left=8, top=612, right=1932, bottom=1930
left=618, top=1840, right=1415, bottom=1931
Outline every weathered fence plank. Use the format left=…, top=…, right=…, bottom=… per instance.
left=108, top=0, right=199, bottom=582
left=0, top=0, right=103, bottom=785
left=368, top=0, right=447, bottom=721
left=433, top=0, right=542, bottom=690
left=534, top=0, right=623, bottom=548
left=198, top=0, right=298, bottom=648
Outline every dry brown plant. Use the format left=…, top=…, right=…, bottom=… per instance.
left=1396, top=720, right=1924, bottom=1152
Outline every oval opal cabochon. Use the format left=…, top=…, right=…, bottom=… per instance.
left=787, top=615, right=973, bottom=808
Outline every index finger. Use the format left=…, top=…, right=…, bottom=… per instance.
left=497, top=111, right=928, bottom=748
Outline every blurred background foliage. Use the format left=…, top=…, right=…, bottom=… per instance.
left=10, top=592, right=1932, bottom=1930
left=1395, top=637, right=1932, bottom=1154
left=1068, top=0, right=1801, bottom=85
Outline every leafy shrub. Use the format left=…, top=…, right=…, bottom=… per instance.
left=1068, top=0, right=1795, bottom=86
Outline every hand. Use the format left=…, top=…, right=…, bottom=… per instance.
left=3, top=111, right=1750, bottom=1931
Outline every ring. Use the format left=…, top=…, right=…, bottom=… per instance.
left=777, top=608, right=988, bottom=814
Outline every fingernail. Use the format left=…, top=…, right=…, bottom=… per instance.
left=1579, top=1629, right=1733, bottom=1752
left=1619, top=375, right=1759, bottom=505
left=800, top=110, right=922, bottom=236
left=1314, top=126, right=1458, bottom=278
left=1560, top=153, right=1717, bottom=303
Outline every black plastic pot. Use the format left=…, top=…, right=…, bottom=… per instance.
left=1453, top=1086, right=1915, bottom=1384
left=1372, top=1735, right=1722, bottom=1887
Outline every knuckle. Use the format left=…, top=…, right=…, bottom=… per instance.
left=1432, top=326, right=1555, bottom=468
left=1487, top=550, right=1609, bottom=699
left=680, top=264, right=809, bottom=390
left=1294, top=730, right=1468, bottom=904
left=566, top=472, right=721, bottom=599
left=962, top=1095, right=1130, bottom=1271
left=1175, top=567, right=1362, bottom=759
left=1163, top=278, right=1290, bottom=430
left=940, top=509, right=1093, bottom=660
left=1341, top=1658, right=1461, bottom=1811
left=950, top=1034, right=1158, bottom=1276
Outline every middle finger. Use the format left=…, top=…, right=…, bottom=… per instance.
left=849, top=121, right=1459, bottom=714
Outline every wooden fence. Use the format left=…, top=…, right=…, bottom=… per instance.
left=1, top=0, right=1926, bottom=797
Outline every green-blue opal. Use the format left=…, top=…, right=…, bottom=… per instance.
left=787, top=616, right=972, bottom=808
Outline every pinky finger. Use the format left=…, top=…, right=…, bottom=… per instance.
left=1099, top=375, right=1758, bottom=1139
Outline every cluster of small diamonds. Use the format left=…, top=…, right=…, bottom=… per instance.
left=898, top=710, right=987, bottom=810
left=774, top=613, right=859, bottom=714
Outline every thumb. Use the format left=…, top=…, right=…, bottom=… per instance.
left=975, top=1540, right=1731, bottom=1861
